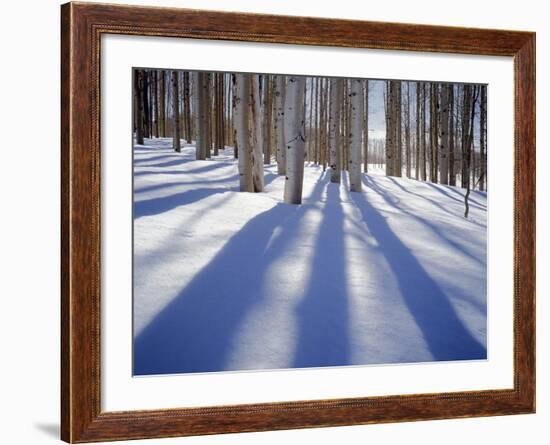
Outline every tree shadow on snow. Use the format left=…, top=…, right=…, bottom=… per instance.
left=426, top=182, right=486, bottom=209
left=364, top=176, right=484, bottom=267
left=134, top=173, right=329, bottom=375
left=134, top=177, right=235, bottom=196
left=134, top=161, right=230, bottom=178
left=350, top=186, right=486, bottom=362
left=291, top=183, right=351, bottom=368
left=386, top=177, right=485, bottom=223
left=134, top=188, right=233, bottom=219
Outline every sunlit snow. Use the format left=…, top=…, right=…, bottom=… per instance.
left=133, top=138, right=487, bottom=376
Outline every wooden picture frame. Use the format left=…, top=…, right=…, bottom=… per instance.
left=61, top=1, right=535, bottom=442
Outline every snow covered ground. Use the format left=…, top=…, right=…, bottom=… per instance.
left=133, top=138, right=487, bottom=376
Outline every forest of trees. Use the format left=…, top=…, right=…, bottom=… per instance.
left=134, top=69, right=487, bottom=215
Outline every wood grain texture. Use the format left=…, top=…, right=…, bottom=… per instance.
left=60, top=2, right=536, bottom=442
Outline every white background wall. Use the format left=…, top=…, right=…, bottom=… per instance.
left=0, top=1, right=546, bottom=444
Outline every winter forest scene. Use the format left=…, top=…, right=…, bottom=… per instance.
left=133, top=68, right=488, bottom=376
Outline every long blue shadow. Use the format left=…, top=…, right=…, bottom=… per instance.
left=364, top=176, right=484, bottom=267
left=292, top=183, right=351, bottom=368
left=134, top=188, right=231, bottom=219
left=424, top=182, right=486, bottom=210
left=350, top=189, right=486, bottom=361
left=134, top=153, right=179, bottom=165
left=386, top=177, right=485, bottom=224
left=134, top=161, right=230, bottom=178
left=134, top=177, right=235, bottom=195
left=425, top=182, right=487, bottom=210
left=134, top=173, right=328, bottom=375
left=134, top=173, right=280, bottom=218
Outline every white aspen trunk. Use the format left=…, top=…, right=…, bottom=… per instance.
left=349, top=79, right=363, bottom=192
left=363, top=79, right=369, bottom=172
left=274, top=76, right=286, bottom=175
left=263, top=75, right=272, bottom=165
left=385, top=81, right=395, bottom=177
left=384, top=80, right=393, bottom=176
left=231, top=74, right=238, bottom=158
left=283, top=76, right=307, bottom=204
left=449, top=85, right=456, bottom=186
left=405, top=82, right=411, bottom=178
left=461, top=85, right=472, bottom=189
left=250, top=75, right=264, bottom=192
left=394, top=81, right=402, bottom=177
left=329, top=78, right=343, bottom=183
left=480, top=85, right=487, bottom=191
left=235, top=74, right=254, bottom=192
left=307, top=77, right=314, bottom=162
left=421, top=83, right=427, bottom=181
left=439, top=84, right=451, bottom=185
left=319, top=78, right=328, bottom=170
left=204, top=74, right=212, bottom=159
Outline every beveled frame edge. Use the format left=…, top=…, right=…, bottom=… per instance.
left=60, top=2, right=535, bottom=443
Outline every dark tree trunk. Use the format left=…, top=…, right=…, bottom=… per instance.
left=464, top=86, right=480, bottom=217
left=449, top=85, right=456, bottom=186
left=183, top=71, right=192, bottom=144
left=142, top=70, right=150, bottom=139
left=134, top=70, right=144, bottom=145
left=171, top=71, right=181, bottom=152
left=159, top=70, right=166, bottom=138
left=152, top=70, right=159, bottom=138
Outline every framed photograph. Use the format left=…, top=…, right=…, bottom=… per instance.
left=61, top=2, right=535, bottom=442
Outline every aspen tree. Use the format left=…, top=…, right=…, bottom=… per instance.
left=342, top=80, right=350, bottom=171
left=183, top=72, right=192, bottom=144
left=193, top=72, right=207, bottom=160
left=231, top=74, right=238, bottom=158
left=329, top=78, right=343, bottom=183
left=250, top=75, right=264, bottom=192
left=394, top=81, right=402, bottom=177
left=134, top=70, right=145, bottom=145
left=439, top=84, right=451, bottom=185
left=363, top=79, right=369, bottom=172
left=307, top=77, right=315, bottom=162
left=479, top=84, right=487, bottom=191
left=461, top=85, right=472, bottom=189
left=152, top=70, right=159, bottom=138
left=320, top=78, right=328, bottom=171
left=143, top=70, right=151, bottom=138
left=449, top=85, right=456, bottom=186
left=263, top=75, right=273, bottom=165
left=219, top=73, right=226, bottom=152
left=226, top=73, right=232, bottom=147
left=385, top=81, right=400, bottom=177
left=415, top=82, right=421, bottom=180
left=274, top=76, right=286, bottom=175
left=159, top=70, right=166, bottom=138
left=213, top=73, right=220, bottom=157
left=429, top=83, right=440, bottom=183
left=349, top=79, right=363, bottom=192
left=283, top=75, right=307, bottom=204
left=171, top=71, right=181, bottom=152
left=405, top=82, right=411, bottom=178
left=314, top=77, right=321, bottom=164
left=235, top=74, right=254, bottom=192
left=464, top=85, right=479, bottom=217
left=205, top=74, right=212, bottom=158
left=420, top=82, right=427, bottom=181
